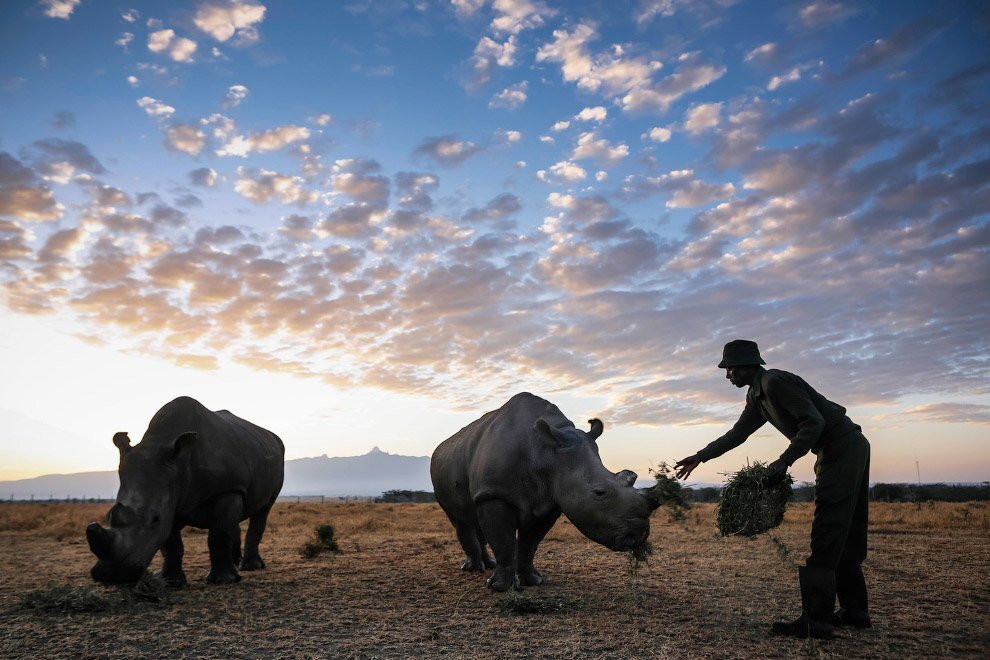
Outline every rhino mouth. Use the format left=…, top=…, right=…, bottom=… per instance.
left=611, top=524, right=650, bottom=551
left=90, top=559, right=146, bottom=584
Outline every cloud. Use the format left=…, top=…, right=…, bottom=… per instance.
left=137, top=96, right=176, bottom=118
left=536, top=23, right=663, bottom=99
left=768, top=66, right=803, bottom=91
left=311, top=113, right=333, bottom=126
left=413, top=135, right=481, bottom=167
left=470, top=35, right=518, bottom=89
left=797, top=1, right=855, bottom=28
left=683, top=102, right=722, bottom=133
left=194, top=0, right=266, bottom=44
left=622, top=56, right=726, bottom=113
left=623, top=169, right=736, bottom=207
left=836, top=17, right=949, bottom=80
left=331, top=159, right=390, bottom=204
left=215, top=124, right=311, bottom=157
left=0, top=152, right=64, bottom=222
left=164, top=124, right=207, bottom=156
left=570, top=131, right=629, bottom=165
left=317, top=203, right=388, bottom=238
left=224, top=84, right=249, bottom=108
left=394, top=171, right=439, bottom=212
left=189, top=167, right=218, bottom=187
left=744, top=42, right=778, bottom=64
left=148, top=29, right=198, bottom=63
left=644, top=126, right=672, bottom=142
left=537, top=160, right=587, bottom=183
left=40, top=0, right=80, bottom=19
left=462, top=193, right=522, bottom=223
left=51, top=111, right=75, bottom=130
left=234, top=167, right=318, bottom=205
left=490, top=0, right=557, bottom=35
left=903, top=403, right=990, bottom=426
left=489, top=81, right=528, bottom=109
left=552, top=120, right=570, bottom=132
left=494, top=128, right=522, bottom=144
left=575, top=106, right=607, bottom=122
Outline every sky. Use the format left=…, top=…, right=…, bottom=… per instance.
left=1, top=0, right=988, bottom=486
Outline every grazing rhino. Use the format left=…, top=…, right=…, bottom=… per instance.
left=431, top=392, right=661, bottom=591
left=86, top=396, right=284, bottom=586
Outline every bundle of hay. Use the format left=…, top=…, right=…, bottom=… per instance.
left=645, top=461, right=692, bottom=522
left=715, top=462, right=794, bottom=537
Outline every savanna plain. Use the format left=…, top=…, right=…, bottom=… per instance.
left=1, top=501, right=987, bottom=659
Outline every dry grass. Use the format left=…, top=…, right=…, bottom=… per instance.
left=1, top=501, right=988, bottom=658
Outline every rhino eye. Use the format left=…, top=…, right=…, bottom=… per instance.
left=591, top=486, right=608, bottom=498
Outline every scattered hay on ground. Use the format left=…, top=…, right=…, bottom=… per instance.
left=496, top=590, right=585, bottom=615
left=715, top=462, right=794, bottom=537
left=16, top=583, right=112, bottom=614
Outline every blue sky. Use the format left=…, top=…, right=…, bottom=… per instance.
left=1, top=0, right=988, bottom=484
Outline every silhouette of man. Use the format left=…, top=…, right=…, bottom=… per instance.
left=675, top=340, right=872, bottom=639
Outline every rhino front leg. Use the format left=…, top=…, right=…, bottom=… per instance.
left=206, top=493, right=243, bottom=585
left=477, top=499, right=519, bottom=592
left=240, top=499, right=274, bottom=571
left=517, top=513, right=559, bottom=587
left=158, top=525, right=187, bottom=588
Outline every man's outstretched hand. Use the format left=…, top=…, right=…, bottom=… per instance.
left=674, top=454, right=702, bottom=480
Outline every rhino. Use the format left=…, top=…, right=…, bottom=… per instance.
left=86, top=396, right=284, bottom=586
left=431, top=392, right=661, bottom=591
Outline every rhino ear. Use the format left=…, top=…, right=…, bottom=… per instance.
left=535, top=418, right=569, bottom=448
left=587, top=418, right=604, bottom=440
left=166, top=431, right=197, bottom=460
left=112, top=432, right=131, bottom=458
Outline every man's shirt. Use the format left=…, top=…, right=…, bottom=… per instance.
left=697, top=368, right=859, bottom=466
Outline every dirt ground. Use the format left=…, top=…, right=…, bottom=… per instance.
left=1, top=501, right=987, bottom=659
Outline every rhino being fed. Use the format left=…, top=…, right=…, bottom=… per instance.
left=431, top=392, right=661, bottom=591
left=86, top=396, right=284, bottom=586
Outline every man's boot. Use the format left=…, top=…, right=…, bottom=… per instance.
left=834, top=560, right=871, bottom=628
left=771, top=566, right=835, bottom=639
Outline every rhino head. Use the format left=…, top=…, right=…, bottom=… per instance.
left=535, top=418, right=660, bottom=551
left=86, top=430, right=196, bottom=584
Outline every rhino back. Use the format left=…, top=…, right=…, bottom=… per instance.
left=434, top=393, right=569, bottom=510
left=141, top=397, right=284, bottom=516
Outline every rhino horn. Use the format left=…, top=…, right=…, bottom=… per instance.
left=86, top=522, right=113, bottom=561
left=587, top=418, right=604, bottom=440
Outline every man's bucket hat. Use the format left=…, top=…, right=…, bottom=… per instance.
left=718, top=339, right=766, bottom=368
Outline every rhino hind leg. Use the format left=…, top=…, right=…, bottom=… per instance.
left=157, top=526, right=188, bottom=588
left=517, top=513, right=559, bottom=587
left=206, top=493, right=244, bottom=585
left=453, top=520, right=490, bottom=572
left=240, top=499, right=274, bottom=571
left=477, top=500, right=520, bottom=592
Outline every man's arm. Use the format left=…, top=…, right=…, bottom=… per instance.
left=676, top=399, right=765, bottom=479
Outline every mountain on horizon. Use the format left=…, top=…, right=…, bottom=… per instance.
left=0, top=447, right=433, bottom=499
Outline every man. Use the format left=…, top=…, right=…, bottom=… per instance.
left=675, top=339, right=872, bottom=639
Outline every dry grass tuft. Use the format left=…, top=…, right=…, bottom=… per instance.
left=300, top=523, right=340, bottom=558
left=715, top=461, right=794, bottom=537
left=496, top=590, right=585, bottom=615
